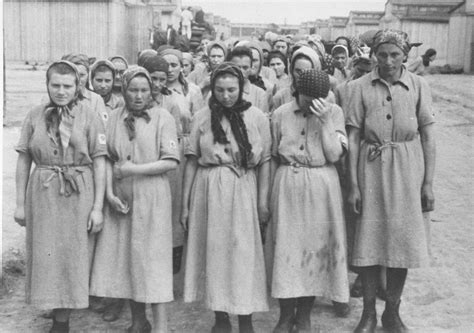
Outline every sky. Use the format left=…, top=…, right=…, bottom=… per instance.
left=183, top=0, right=387, bottom=25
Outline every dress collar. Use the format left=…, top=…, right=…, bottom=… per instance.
left=370, top=65, right=410, bottom=90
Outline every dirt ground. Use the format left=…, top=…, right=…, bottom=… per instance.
left=1, top=64, right=473, bottom=332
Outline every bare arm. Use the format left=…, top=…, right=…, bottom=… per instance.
left=347, top=127, right=362, bottom=215
left=14, top=153, right=33, bottom=226
left=88, top=155, right=106, bottom=233
left=116, top=159, right=178, bottom=178
left=257, top=160, right=270, bottom=223
left=420, top=123, right=436, bottom=211
left=180, top=156, right=198, bottom=231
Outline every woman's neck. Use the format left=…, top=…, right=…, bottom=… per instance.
left=379, top=67, right=402, bottom=85
left=167, top=80, right=181, bottom=91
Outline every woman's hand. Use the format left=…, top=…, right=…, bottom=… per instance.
left=421, top=182, right=435, bottom=212
left=348, top=186, right=362, bottom=215
left=113, top=161, right=135, bottom=180
left=107, top=194, right=129, bottom=214
left=309, top=98, right=331, bottom=124
left=87, top=209, right=104, bottom=234
left=14, top=206, right=26, bottom=227
left=258, top=204, right=270, bottom=226
left=180, top=207, right=189, bottom=232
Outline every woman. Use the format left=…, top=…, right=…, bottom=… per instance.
left=269, top=69, right=349, bottom=332
left=108, top=55, right=129, bottom=96
left=182, top=52, right=194, bottom=77
left=14, top=60, right=107, bottom=332
left=89, top=67, right=179, bottom=332
left=267, top=51, right=291, bottom=93
left=182, top=63, right=271, bottom=333
left=408, top=48, right=437, bottom=75
left=90, top=59, right=125, bottom=115
left=346, top=30, right=436, bottom=333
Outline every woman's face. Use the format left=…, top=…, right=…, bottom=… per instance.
left=125, top=76, right=151, bottom=112
left=182, top=59, right=192, bottom=77
left=149, top=71, right=168, bottom=99
left=231, top=56, right=252, bottom=80
left=297, top=93, right=314, bottom=112
left=76, top=65, right=88, bottom=91
left=48, top=73, right=77, bottom=106
left=333, top=52, right=347, bottom=69
left=213, top=74, right=240, bottom=108
left=274, top=41, right=288, bottom=55
left=112, top=60, right=127, bottom=89
left=269, top=57, right=285, bottom=77
left=429, top=54, right=437, bottom=62
left=209, top=47, right=225, bottom=70
left=91, top=69, right=114, bottom=97
left=375, top=43, right=405, bottom=79
left=250, top=48, right=261, bottom=76
left=163, top=54, right=181, bottom=84
left=292, top=57, right=313, bottom=83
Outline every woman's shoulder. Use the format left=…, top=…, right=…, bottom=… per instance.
left=273, top=100, right=298, bottom=118
left=24, top=103, right=49, bottom=123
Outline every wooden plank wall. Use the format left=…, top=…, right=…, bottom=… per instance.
left=4, top=1, right=151, bottom=64
left=447, top=15, right=474, bottom=72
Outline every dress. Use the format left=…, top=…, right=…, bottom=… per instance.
left=184, top=106, right=271, bottom=314
left=15, top=102, right=107, bottom=309
left=268, top=100, right=349, bottom=302
left=104, top=93, right=125, bottom=115
left=243, top=81, right=269, bottom=114
left=89, top=105, right=179, bottom=303
left=346, top=67, right=435, bottom=268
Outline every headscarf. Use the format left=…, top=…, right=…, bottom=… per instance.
left=108, top=55, right=129, bottom=69
left=207, top=41, right=228, bottom=59
left=295, top=69, right=330, bottom=99
left=45, top=60, right=81, bottom=157
left=90, top=59, right=116, bottom=102
left=209, top=62, right=253, bottom=168
left=61, top=53, right=90, bottom=72
left=331, top=44, right=349, bottom=57
left=235, top=40, right=266, bottom=90
left=137, top=49, right=158, bottom=67
left=121, top=66, right=153, bottom=140
left=141, top=55, right=172, bottom=96
left=159, top=47, right=190, bottom=96
left=290, top=46, right=321, bottom=91
left=182, top=52, right=194, bottom=65
left=372, top=29, right=421, bottom=56
left=335, top=36, right=353, bottom=57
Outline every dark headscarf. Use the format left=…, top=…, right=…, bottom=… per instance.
left=137, top=49, right=158, bottom=67
left=122, top=66, right=153, bottom=140
left=209, top=62, right=253, bottom=168
left=45, top=60, right=81, bottom=156
left=295, top=69, right=330, bottom=99
left=141, top=55, right=172, bottom=96
left=422, top=48, right=437, bottom=67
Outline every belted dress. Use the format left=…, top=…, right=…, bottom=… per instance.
left=183, top=106, right=271, bottom=314
left=346, top=67, right=435, bottom=268
left=15, top=102, right=107, bottom=309
left=267, top=100, right=350, bottom=302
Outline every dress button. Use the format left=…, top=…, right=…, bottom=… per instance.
left=300, top=145, right=304, bottom=151
left=386, top=96, right=392, bottom=102
left=127, top=155, right=131, bottom=160
left=386, top=114, right=392, bottom=120
left=224, top=148, right=229, bottom=153
left=301, top=129, right=305, bottom=135
left=53, top=150, right=58, bottom=155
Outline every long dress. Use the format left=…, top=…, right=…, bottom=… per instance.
left=184, top=106, right=271, bottom=314
left=268, top=100, right=350, bottom=302
left=346, top=67, right=435, bottom=268
left=89, top=105, right=179, bottom=303
left=15, top=102, right=107, bottom=309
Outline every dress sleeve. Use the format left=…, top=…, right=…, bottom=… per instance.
left=270, top=109, right=282, bottom=158
left=15, top=109, right=35, bottom=154
left=331, top=104, right=348, bottom=150
left=416, top=77, right=435, bottom=129
left=159, top=111, right=180, bottom=162
left=87, top=109, right=108, bottom=159
left=256, top=110, right=271, bottom=163
left=190, top=86, right=205, bottom=114
left=345, top=80, right=365, bottom=130
left=184, top=111, right=202, bottom=158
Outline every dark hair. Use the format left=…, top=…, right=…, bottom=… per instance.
left=422, top=48, right=437, bottom=66
left=228, top=46, right=253, bottom=64
left=267, top=50, right=288, bottom=74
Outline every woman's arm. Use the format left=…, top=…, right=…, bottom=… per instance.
left=347, top=127, right=362, bottom=215
left=116, top=159, right=178, bottom=178
left=420, top=123, right=436, bottom=212
left=88, top=155, right=106, bottom=233
left=257, top=160, right=270, bottom=223
left=180, top=156, right=199, bottom=231
left=14, top=153, right=33, bottom=226
left=310, top=99, right=344, bottom=163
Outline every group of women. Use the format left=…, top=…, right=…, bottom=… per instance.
left=14, top=28, right=435, bottom=333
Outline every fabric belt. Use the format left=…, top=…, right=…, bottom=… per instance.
left=366, top=139, right=414, bottom=161
left=36, top=164, right=92, bottom=197
left=281, top=161, right=326, bottom=173
left=202, top=164, right=250, bottom=178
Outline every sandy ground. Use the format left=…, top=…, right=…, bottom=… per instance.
left=1, top=64, right=473, bottom=332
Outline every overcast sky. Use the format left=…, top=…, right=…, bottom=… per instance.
left=183, top=0, right=387, bottom=25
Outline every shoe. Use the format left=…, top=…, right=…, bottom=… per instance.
left=49, top=317, right=69, bottom=333
left=381, top=301, right=409, bottom=333
left=353, top=311, right=377, bottom=333
left=211, top=311, right=231, bottom=333
left=89, top=296, right=108, bottom=313
left=127, top=319, right=152, bottom=333
left=102, top=299, right=124, bottom=322
left=332, top=301, right=350, bottom=318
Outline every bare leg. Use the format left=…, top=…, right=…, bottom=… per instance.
left=151, top=303, right=168, bottom=333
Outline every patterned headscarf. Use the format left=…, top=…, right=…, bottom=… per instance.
left=372, top=29, right=419, bottom=55
left=295, top=69, right=330, bottom=99
left=122, top=66, right=153, bottom=140
left=209, top=62, right=253, bottom=168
